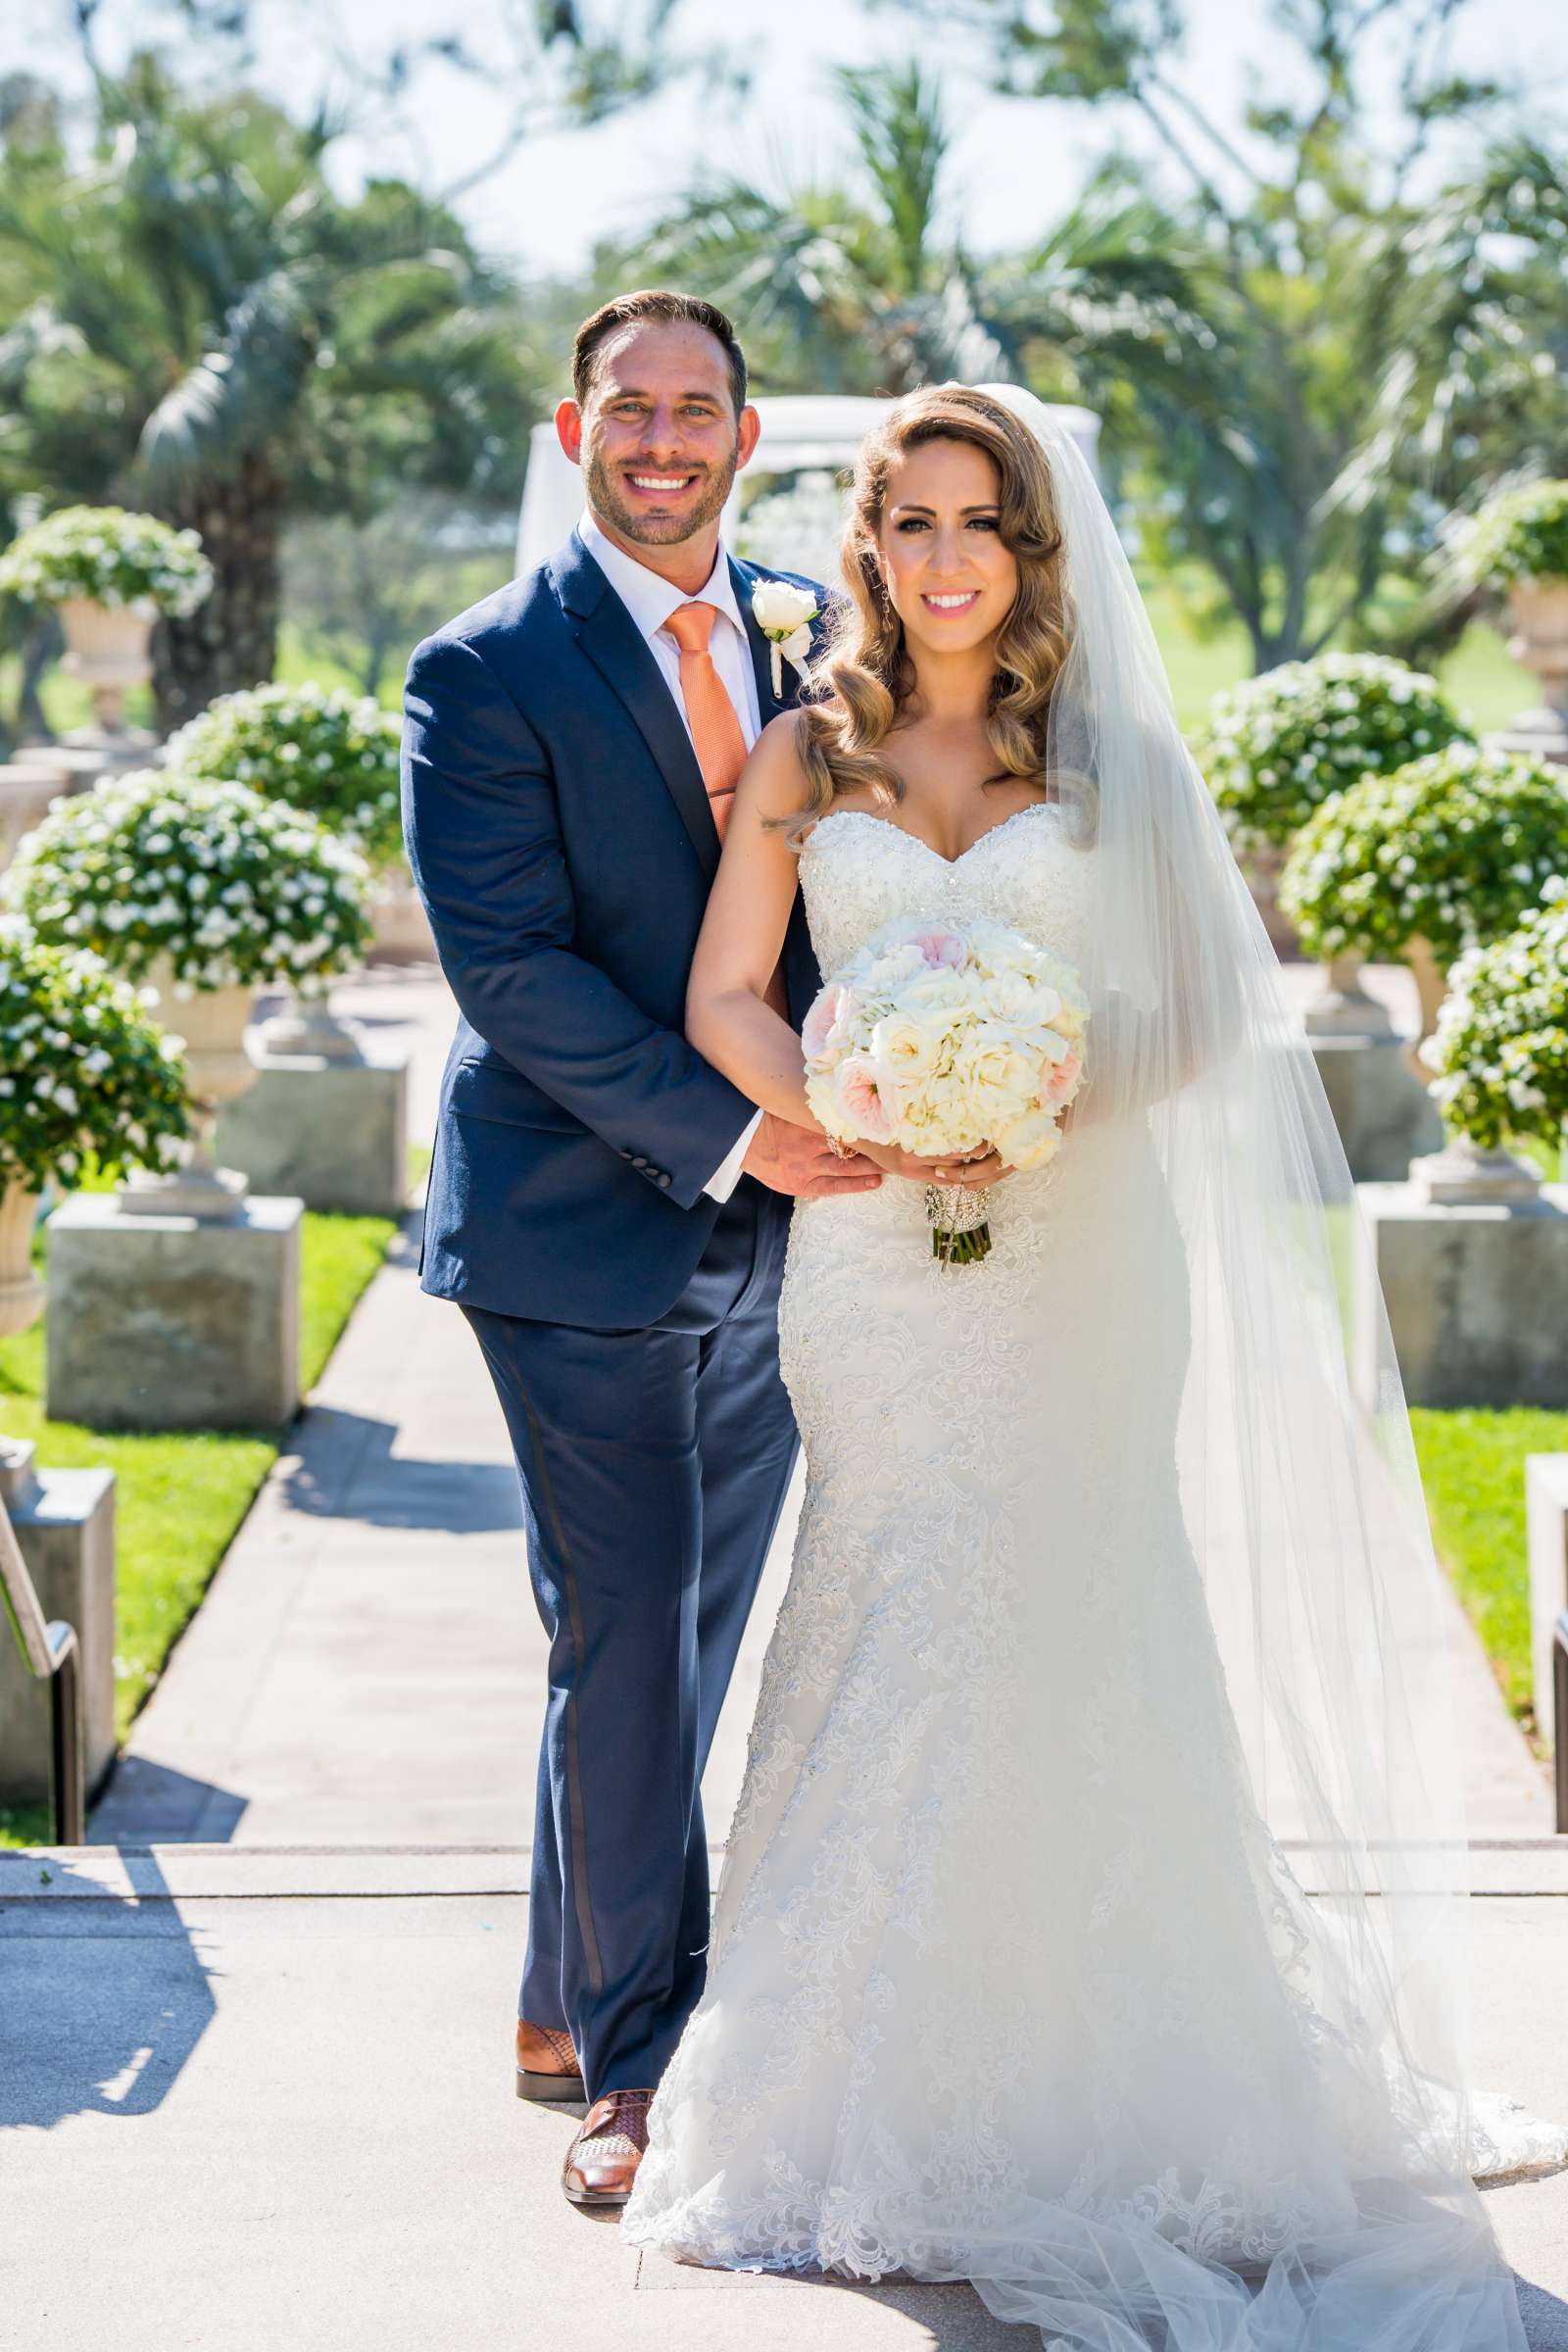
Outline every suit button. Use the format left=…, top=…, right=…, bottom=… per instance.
left=657, top=1173, right=671, bottom=1189
left=631, top=1155, right=648, bottom=1169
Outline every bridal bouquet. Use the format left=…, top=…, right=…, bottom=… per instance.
left=803, top=913, right=1089, bottom=1265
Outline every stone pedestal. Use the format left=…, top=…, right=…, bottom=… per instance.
left=45, top=1192, right=303, bottom=1432
left=1235, top=840, right=1300, bottom=961
left=1300, top=954, right=1396, bottom=1041
left=57, top=727, right=158, bottom=776
left=1491, top=578, right=1568, bottom=770
left=1352, top=1181, right=1568, bottom=1409
left=1527, top=1454, right=1568, bottom=1753
left=0, top=1456, right=116, bottom=1805
left=1311, top=1036, right=1444, bottom=1183
left=0, top=760, right=70, bottom=872
left=217, top=1040, right=410, bottom=1215
left=1488, top=710, right=1568, bottom=767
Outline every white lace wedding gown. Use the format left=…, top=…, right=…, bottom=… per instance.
left=622, top=803, right=1563, bottom=2348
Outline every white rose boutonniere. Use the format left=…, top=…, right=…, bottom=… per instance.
left=751, top=578, right=820, bottom=698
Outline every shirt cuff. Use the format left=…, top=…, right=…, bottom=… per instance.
left=704, top=1109, right=763, bottom=1202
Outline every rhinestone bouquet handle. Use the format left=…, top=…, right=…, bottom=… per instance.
left=925, top=1181, right=994, bottom=1266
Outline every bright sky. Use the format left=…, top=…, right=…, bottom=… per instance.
left=10, top=0, right=1568, bottom=276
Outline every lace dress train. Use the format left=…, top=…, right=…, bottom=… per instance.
left=621, top=807, right=1564, bottom=2349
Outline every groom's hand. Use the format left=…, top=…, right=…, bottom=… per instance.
left=743, top=1113, right=883, bottom=1199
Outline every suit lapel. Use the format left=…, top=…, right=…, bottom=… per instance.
left=551, top=533, right=719, bottom=883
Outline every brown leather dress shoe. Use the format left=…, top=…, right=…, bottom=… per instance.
left=562, top=2089, right=653, bottom=2207
left=515, top=2017, right=584, bottom=2103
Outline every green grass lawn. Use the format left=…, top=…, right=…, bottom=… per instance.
left=0, top=1205, right=397, bottom=1845
left=1137, top=573, right=1526, bottom=738
left=1410, top=1406, right=1568, bottom=1736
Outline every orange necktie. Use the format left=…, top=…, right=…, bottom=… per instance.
left=662, top=601, right=748, bottom=840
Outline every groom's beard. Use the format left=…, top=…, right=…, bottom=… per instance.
left=584, top=439, right=740, bottom=548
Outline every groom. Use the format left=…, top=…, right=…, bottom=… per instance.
left=401, top=290, right=880, bottom=2208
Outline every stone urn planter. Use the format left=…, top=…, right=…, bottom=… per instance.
left=0, top=1177, right=46, bottom=1506
left=1399, top=936, right=1450, bottom=1073
left=1395, top=935, right=1463, bottom=1138
left=0, top=760, right=70, bottom=876
left=120, top=957, right=260, bottom=1220
left=1232, top=837, right=1304, bottom=963
left=1357, top=883, right=1568, bottom=1410
left=368, top=870, right=437, bottom=965
left=1493, top=579, right=1568, bottom=766
left=1300, top=949, right=1396, bottom=1041
left=56, top=598, right=158, bottom=747
left=0, top=1177, right=44, bottom=1342
left=253, top=988, right=367, bottom=1063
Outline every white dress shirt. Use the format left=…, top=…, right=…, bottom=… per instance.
left=577, top=510, right=764, bottom=1200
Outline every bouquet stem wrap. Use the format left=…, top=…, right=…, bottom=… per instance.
left=925, top=1180, right=993, bottom=1264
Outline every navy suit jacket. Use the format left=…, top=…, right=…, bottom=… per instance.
left=401, top=530, right=825, bottom=1328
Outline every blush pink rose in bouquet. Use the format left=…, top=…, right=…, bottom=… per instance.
left=801, top=912, right=1089, bottom=1264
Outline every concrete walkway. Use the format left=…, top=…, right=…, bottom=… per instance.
left=6, top=956, right=1567, bottom=2350
left=4, top=1847, right=1568, bottom=2351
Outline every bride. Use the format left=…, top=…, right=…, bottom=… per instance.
left=619, top=382, right=1562, bottom=2347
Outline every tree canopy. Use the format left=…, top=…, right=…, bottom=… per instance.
left=0, top=51, right=541, bottom=720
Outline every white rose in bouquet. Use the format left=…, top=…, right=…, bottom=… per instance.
left=802, top=911, right=1090, bottom=1265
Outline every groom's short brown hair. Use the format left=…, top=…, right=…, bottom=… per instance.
left=572, top=289, right=749, bottom=417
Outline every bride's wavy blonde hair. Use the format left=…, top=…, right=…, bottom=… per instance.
left=789, top=384, right=1071, bottom=832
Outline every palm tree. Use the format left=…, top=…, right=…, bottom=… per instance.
left=625, top=66, right=1200, bottom=399
left=0, top=55, right=537, bottom=726
left=871, top=0, right=1566, bottom=668
left=1320, top=136, right=1568, bottom=661
left=1092, top=191, right=1413, bottom=670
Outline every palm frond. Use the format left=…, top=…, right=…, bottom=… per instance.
left=836, top=63, right=949, bottom=294
left=134, top=266, right=318, bottom=494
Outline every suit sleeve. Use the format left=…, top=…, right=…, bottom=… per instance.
left=402, top=632, right=758, bottom=1210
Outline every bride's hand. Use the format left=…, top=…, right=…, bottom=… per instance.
left=856, top=1142, right=1008, bottom=1187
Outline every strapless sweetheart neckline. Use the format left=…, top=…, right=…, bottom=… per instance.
left=804, top=798, right=1059, bottom=871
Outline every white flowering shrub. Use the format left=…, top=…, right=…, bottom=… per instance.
left=3, top=769, right=371, bottom=993
left=0, top=506, right=213, bottom=617
left=0, top=919, right=190, bottom=1193
left=1423, top=881, right=1568, bottom=1150
left=167, top=681, right=404, bottom=870
left=1200, top=653, right=1473, bottom=849
left=1463, top=479, right=1568, bottom=591
left=1279, top=743, right=1568, bottom=967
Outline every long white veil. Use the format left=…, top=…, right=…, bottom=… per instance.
left=961, top=383, right=1540, bottom=2346
left=624, top=376, right=1560, bottom=2346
